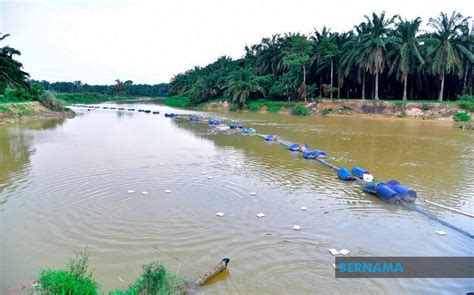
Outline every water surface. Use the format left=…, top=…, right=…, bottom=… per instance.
left=1, top=103, right=473, bottom=294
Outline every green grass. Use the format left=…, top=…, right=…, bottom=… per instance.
left=321, top=108, right=332, bottom=116
left=247, top=99, right=296, bottom=113
left=164, top=96, right=192, bottom=108
left=0, top=105, right=12, bottom=113
left=453, top=112, right=471, bottom=122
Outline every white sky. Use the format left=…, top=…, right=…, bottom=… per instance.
left=1, top=0, right=472, bottom=84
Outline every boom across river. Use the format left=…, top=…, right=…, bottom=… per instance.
left=70, top=105, right=474, bottom=239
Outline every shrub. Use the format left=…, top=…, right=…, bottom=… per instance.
left=164, top=96, right=192, bottom=108
left=394, top=101, right=404, bottom=109
left=291, top=105, right=309, bottom=116
left=36, top=250, right=98, bottom=295
left=267, top=105, right=280, bottom=113
left=4, top=87, right=32, bottom=101
left=420, top=104, right=432, bottom=111
left=453, top=112, right=471, bottom=122
left=397, top=111, right=407, bottom=118
left=38, top=91, right=65, bottom=112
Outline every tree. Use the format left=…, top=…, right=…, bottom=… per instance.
left=358, top=12, right=397, bottom=100
left=0, top=33, right=30, bottom=91
left=226, top=67, right=268, bottom=107
left=311, top=27, right=338, bottom=99
left=388, top=17, right=425, bottom=100
left=282, top=35, right=312, bottom=102
left=427, top=11, right=473, bottom=101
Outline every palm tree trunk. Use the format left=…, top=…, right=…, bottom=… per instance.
left=402, top=77, right=407, bottom=101
left=337, top=77, right=341, bottom=99
left=438, top=75, right=444, bottom=101
left=330, top=59, right=334, bottom=100
left=361, top=72, right=366, bottom=100
left=303, top=64, right=307, bottom=103
left=463, top=61, right=469, bottom=94
left=374, top=72, right=379, bottom=100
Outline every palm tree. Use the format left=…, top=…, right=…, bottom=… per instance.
left=358, top=12, right=397, bottom=100
left=226, top=67, right=267, bottom=107
left=0, top=33, right=30, bottom=90
left=311, top=27, right=338, bottom=99
left=388, top=17, right=425, bottom=100
left=427, top=11, right=472, bottom=101
left=333, top=31, right=353, bottom=98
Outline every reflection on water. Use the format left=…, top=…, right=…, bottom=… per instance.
left=0, top=106, right=472, bottom=294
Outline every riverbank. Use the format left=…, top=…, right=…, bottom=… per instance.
left=0, top=101, right=74, bottom=125
left=170, top=96, right=472, bottom=121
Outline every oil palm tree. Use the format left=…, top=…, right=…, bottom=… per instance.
left=226, top=67, right=267, bottom=107
left=0, top=33, right=30, bottom=90
left=358, top=12, right=397, bottom=100
left=427, top=11, right=473, bottom=101
left=388, top=17, right=425, bottom=100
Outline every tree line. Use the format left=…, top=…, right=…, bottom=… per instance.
left=31, top=79, right=168, bottom=97
left=169, top=11, right=473, bottom=106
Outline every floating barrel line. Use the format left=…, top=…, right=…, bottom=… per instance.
left=69, top=105, right=473, bottom=238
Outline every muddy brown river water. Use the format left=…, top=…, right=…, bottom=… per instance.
left=1, top=103, right=473, bottom=294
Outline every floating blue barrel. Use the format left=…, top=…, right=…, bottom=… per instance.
left=385, top=180, right=417, bottom=202
left=138, top=109, right=144, bottom=112
left=363, top=182, right=377, bottom=194
left=103, top=107, right=109, bottom=109
left=264, top=135, right=276, bottom=141
left=144, top=110, right=151, bottom=113
left=165, top=113, right=177, bottom=118
left=208, top=118, right=221, bottom=125
left=375, top=183, right=401, bottom=203
left=351, top=167, right=369, bottom=179
left=128, top=108, right=135, bottom=111
left=236, top=123, right=243, bottom=129
left=248, top=128, right=256, bottom=135
left=302, top=150, right=325, bottom=159
left=227, top=123, right=235, bottom=129
left=119, top=108, right=125, bottom=110
left=338, top=168, right=356, bottom=181
left=288, top=143, right=300, bottom=151
left=152, top=111, right=160, bottom=114
left=189, top=115, right=201, bottom=121
left=241, top=128, right=248, bottom=135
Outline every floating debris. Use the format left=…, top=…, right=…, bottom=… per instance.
left=165, top=190, right=171, bottom=193
left=174, top=170, right=179, bottom=173
left=329, top=249, right=339, bottom=255
left=285, top=184, right=291, bottom=188
left=207, top=176, right=213, bottom=180
left=339, top=249, right=350, bottom=255
left=256, top=213, right=265, bottom=218
left=436, top=230, right=447, bottom=236
left=127, top=190, right=135, bottom=193
left=201, top=172, right=207, bottom=174
left=301, top=206, right=308, bottom=211
left=141, top=191, right=148, bottom=195
left=159, top=163, right=164, bottom=166
left=249, top=192, right=257, bottom=196
left=293, top=225, right=301, bottom=230
left=216, top=212, right=225, bottom=217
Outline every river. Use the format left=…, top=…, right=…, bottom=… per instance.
left=1, top=102, right=473, bottom=294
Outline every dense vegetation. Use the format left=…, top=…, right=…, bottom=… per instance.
left=169, top=11, right=473, bottom=107
left=34, top=250, right=187, bottom=295
left=31, top=79, right=168, bottom=97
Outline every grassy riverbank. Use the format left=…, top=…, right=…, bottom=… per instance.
left=0, top=101, right=74, bottom=125
left=165, top=96, right=473, bottom=121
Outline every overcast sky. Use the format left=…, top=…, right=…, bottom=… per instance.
left=1, top=0, right=471, bottom=85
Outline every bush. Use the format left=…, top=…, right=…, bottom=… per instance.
left=38, top=91, right=65, bottom=112
left=291, top=105, right=309, bottom=116
left=394, top=101, right=405, bottom=109
left=457, top=95, right=474, bottom=112
left=453, top=112, right=471, bottom=122
left=36, top=250, right=98, bottom=295
left=164, top=96, right=192, bottom=108
left=4, top=87, right=32, bottom=101
left=267, top=105, right=280, bottom=113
